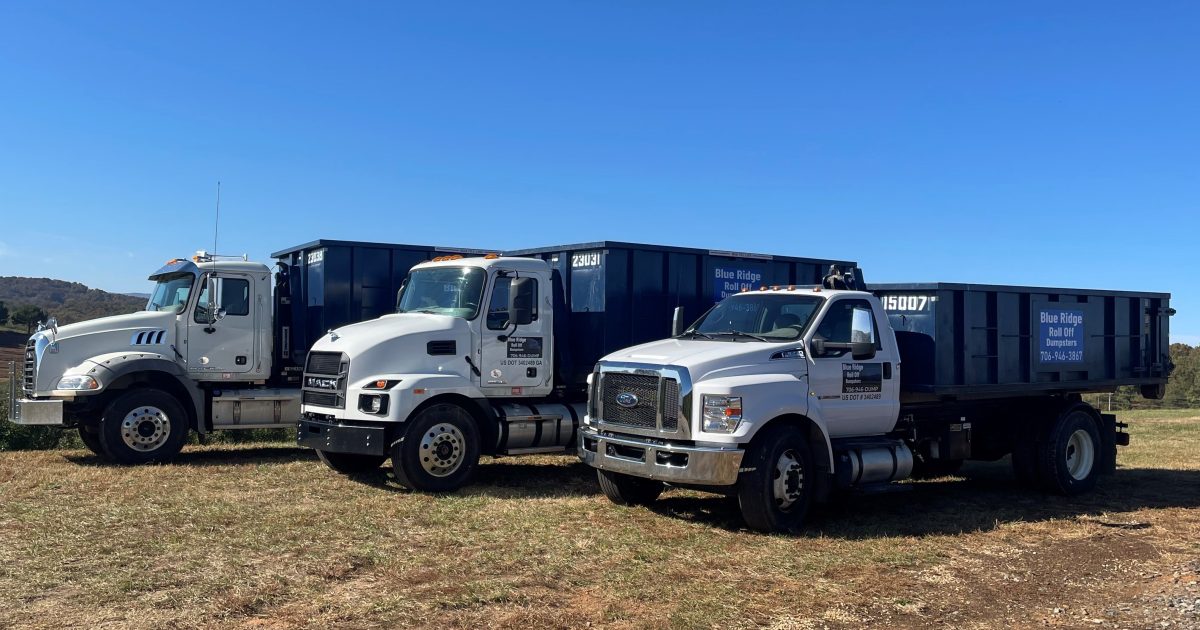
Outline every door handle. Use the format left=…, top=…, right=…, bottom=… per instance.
left=883, top=362, right=892, bottom=379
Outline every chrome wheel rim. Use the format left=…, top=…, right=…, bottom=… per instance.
left=419, top=422, right=465, bottom=477
left=1065, top=429, right=1095, bottom=481
left=772, top=449, right=805, bottom=510
left=121, top=406, right=171, bottom=452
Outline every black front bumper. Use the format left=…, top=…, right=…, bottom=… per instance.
left=297, top=415, right=388, bottom=456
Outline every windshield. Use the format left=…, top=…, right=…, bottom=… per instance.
left=686, top=293, right=824, bottom=341
left=146, top=273, right=195, bottom=313
left=396, top=267, right=487, bottom=319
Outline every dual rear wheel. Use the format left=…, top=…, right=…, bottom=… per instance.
left=1013, top=407, right=1102, bottom=495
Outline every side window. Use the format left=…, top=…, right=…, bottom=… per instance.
left=195, top=277, right=251, bottom=323
left=813, top=299, right=880, bottom=355
left=487, top=276, right=538, bottom=330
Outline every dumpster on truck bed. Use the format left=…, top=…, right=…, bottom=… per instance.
left=872, top=282, right=1173, bottom=401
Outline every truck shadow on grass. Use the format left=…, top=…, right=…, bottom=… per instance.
left=64, top=445, right=317, bottom=467
left=650, top=461, right=1200, bottom=537
left=332, top=457, right=603, bottom=499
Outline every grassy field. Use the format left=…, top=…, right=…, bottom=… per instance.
left=1, top=411, right=1198, bottom=629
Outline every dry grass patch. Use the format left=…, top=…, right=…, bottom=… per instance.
left=1, top=410, right=1198, bottom=629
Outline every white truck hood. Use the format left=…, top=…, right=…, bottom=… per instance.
left=600, top=337, right=806, bottom=382
left=309, top=313, right=471, bottom=382
left=26, top=310, right=179, bottom=393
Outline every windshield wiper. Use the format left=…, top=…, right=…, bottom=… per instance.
left=678, top=329, right=714, bottom=340
left=715, top=330, right=771, bottom=342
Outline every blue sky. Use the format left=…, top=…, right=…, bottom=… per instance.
left=0, top=3, right=1196, bottom=342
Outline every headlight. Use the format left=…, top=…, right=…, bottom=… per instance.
left=56, top=375, right=99, bottom=390
left=702, top=395, right=742, bottom=433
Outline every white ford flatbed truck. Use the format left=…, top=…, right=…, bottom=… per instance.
left=579, top=279, right=1172, bottom=532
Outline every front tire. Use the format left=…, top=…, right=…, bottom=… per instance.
left=97, top=389, right=189, bottom=464
left=736, top=425, right=815, bottom=533
left=78, top=425, right=108, bottom=458
left=596, top=469, right=664, bottom=506
left=391, top=403, right=481, bottom=492
left=1036, top=407, right=1101, bottom=495
left=317, top=450, right=387, bottom=474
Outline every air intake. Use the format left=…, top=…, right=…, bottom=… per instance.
left=427, top=340, right=457, bottom=356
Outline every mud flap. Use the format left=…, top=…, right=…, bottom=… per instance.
left=1099, top=413, right=1119, bottom=475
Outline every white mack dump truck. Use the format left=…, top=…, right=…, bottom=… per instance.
left=580, top=279, right=1173, bottom=532
left=5, top=240, right=469, bottom=462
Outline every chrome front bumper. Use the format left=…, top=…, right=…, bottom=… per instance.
left=578, top=426, right=745, bottom=486
left=6, top=362, right=64, bottom=425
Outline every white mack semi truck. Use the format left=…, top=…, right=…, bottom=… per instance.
left=579, top=276, right=1173, bottom=532
left=5, top=240, right=480, bottom=462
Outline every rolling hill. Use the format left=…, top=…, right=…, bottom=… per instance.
left=0, top=276, right=146, bottom=327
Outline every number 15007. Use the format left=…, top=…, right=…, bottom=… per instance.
left=881, top=295, right=933, bottom=312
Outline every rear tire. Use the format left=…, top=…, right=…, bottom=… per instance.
left=97, top=389, right=189, bottom=464
left=78, top=425, right=108, bottom=458
left=736, top=425, right=815, bottom=533
left=316, top=450, right=386, bottom=474
left=391, top=403, right=481, bottom=492
left=596, top=469, right=664, bottom=506
left=1036, top=407, right=1101, bottom=495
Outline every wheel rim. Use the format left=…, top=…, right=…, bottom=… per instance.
left=1064, top=428, right=1095, bottom=481
left=419, top=422, right=466, bottom=477
left=772, top=449, right=805, bottom=510
left=121, top=406, right=171, bottom=452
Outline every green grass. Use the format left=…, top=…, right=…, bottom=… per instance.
left=0, top=410, right=1197, bottom=628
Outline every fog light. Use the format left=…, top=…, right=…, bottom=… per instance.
left=358, top=394, right=388, bottom=415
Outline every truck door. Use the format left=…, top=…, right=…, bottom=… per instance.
left=479, top=271, right=551, bottom=395
left=806, top=297, right=899, bottom=436
left=186, top=273, right=258, bottom=378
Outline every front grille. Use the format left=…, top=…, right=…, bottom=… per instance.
left=303, top=391, right=340, bottom=407
left=23, top=338, right=36, bottom=396
left=306, top=351, right=343, bottom=375
left=661, top=378, right=680, bottom=431
left=599, top=372, right=683, bottom=431
left=302, top=351, right=346, bottom=409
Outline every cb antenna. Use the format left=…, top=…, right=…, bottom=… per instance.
left=212, top=180, right=221, bottom=265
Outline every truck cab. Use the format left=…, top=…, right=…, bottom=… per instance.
left=580, top=284, right=909, bottom=530
left=297, top=255, right=581, bottom=490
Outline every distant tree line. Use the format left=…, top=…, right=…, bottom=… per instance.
left=0, top=276, right=144, bottom=333
left=1083, top=343, right=1200, bottom=411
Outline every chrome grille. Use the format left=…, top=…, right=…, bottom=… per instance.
left=23, top=338, right=36, bottom=396
left=305, top=351, right=343, bottom=375
left=601, top=373, right=659, bottom=428
left=598, top=372, right=681, bottom=432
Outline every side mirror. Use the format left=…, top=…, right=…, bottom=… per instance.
left=810, top=337, right=826, bottom=356
left=205, top=276, right=218, bottom=327
left=508, top=277, right=535, bottom=326
left=850, top=341, right=876, bottom=361
left=671, top=306, right=685, bottom=337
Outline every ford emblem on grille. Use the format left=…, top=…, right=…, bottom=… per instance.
left=615, top=392, right=639, bottom=408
